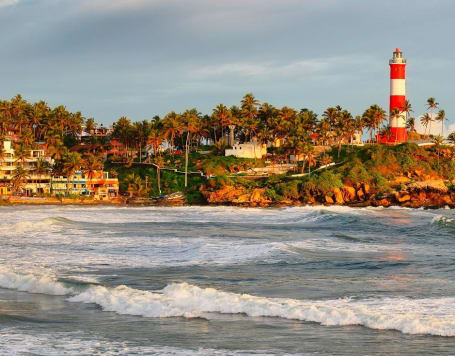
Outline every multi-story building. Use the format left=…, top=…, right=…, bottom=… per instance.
left=0, top=140, right=119, bottom=199
left=0, top=140, right=52, bottom=196
left=50, top=171, right=119, bottom=199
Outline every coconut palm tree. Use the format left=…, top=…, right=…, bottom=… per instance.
left=240, top=93, right=260, bottom=142
left=63, top=152, right=82, bottom=195
left=180, top=109, right=201, bottom=188
left=162, top=112, right=181, bottom=153
left=447, top=132, right=455, bottom=144
left=125, top=173, right=149, bottom=198
left=34, top=159, right=51, bottom=195
left=426, top=97, right=439, bottom=111
left=212, top=104, right=232, bottom=141
left=436, top=110, right=447, bottom=137
left=420, top=113, right=432, bottom=136
left=10, top=166, right=30, bottom=195
left=406, top=117, right=416, bottom=132
left=85, top=117, right=96, bottom=134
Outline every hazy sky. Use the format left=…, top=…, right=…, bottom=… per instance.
left=0, top=0, right=453, bottom=128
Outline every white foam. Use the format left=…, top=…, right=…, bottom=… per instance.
left=0, top=328, right=291, bottom=356
left=69, top=282, right=455, bottom=337
left=0, top=268, right=72, bottom=296
left=431, top=214, right=455, bottom=225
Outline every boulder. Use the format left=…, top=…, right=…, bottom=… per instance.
left=341, top=186, right=356, bottom=202
left=408, top=180, right=448, bottom=193
left=397, top=194, right=411, bottom=203
left=332, top=188, right=344, bottom=204
left=250, top=188, right=267, bottom=203
left=356, top=188, right=365, bottom=201
left=376, top=198, right=391, bottom=207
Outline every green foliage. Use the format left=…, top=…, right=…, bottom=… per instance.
left=302, top=170, right=342, bottom=194
left=275, top=180, right=300, bottom=200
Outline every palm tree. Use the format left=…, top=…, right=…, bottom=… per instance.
left=180, top=109, right=201, bottom=189
left=125, top=173, right=149, bottom=198
left=85, top=117, right=96, bottom=134
left=436, top=110, right=447, bottom=137
left=426, top=97, right=439, bottom=111
left=447, top=132, right=455, bottom=144
left=362, top=105, right=386, bottom=142
left=63, top=152, right=82, bottom=196
left=34, top=159, right=51, bottom=195
left=147, top=127, right=163, bottom=158
left=10, top=166, right=30, bottom=195
left=162, top=112, right=181, bottom=153
left=82, top=153, right=103, bottom=181
left=420, top=113, right=432, bottom=136
left=240, top=93, right=260, bottom=142
left=212, top=104, right=232, bottom=141
left=406, top=117, right=416, bottom=132
left=402, top=100, right=413, bottom=120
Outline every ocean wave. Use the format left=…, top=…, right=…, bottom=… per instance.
left=0, top=216, right=78, bottom=235
left=69, top=282, right=455, bottom=337
left=2, top=268, right=455, bottom=337
left=0, top=268, right=72, bottom=295
left=431, top=214, right=455, bottom=227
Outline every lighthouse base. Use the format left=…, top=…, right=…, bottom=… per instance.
left=377, top=127, right=408, bottom=144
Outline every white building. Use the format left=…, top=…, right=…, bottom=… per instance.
left=225, top=142, right=267, bottom=159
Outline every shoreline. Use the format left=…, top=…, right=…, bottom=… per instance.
left=0, top=198, right=452, bottom=209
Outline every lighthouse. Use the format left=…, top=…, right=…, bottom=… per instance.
left=389, top=48, right=407, bottom=142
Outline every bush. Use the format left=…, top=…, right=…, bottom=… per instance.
left=276, top=180, right=300, bottom=200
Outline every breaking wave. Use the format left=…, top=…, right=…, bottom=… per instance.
left=69, top=282, right=455, bottom=337
left=0, top=216, right=78, bottom=235
left=0, top=268, right=72, bottom=295
left=2, top=268, right=455, bottom=337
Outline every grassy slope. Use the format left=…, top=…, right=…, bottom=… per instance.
left=107, top=144, right=455, bottom=204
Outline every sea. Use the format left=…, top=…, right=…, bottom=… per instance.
left=1, top=205, right=455, bottom=355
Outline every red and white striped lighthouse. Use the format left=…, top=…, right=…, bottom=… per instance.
left=389, top=48, right=407, bottom=142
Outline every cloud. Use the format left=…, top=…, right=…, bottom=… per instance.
left=189, top=55, right=379, bottom=81
left=0, top=0, right=18, bottom=7
left=79, top=0, right=158, bottom=11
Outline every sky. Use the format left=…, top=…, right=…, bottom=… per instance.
left=0, top=0, right=454, bottom=131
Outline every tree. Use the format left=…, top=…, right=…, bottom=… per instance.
left=10, top=166, right=30, bottom=195
left=406, top=117, right=416, bottom=132
left=240, top=93, right=260, bottom=142
left=125, top=173, right=149, bottom=198
left=433, top=135, right=444, bottom=167
left=447, top=132, right=455, bottom=144
left=420, top=113, right=432, bottom=136
left=362, top=105, right=386, bottom=142
left=162, top=112, right=181, bottom=153
left=62, top=152, right=82, bottom=195
left=212, top=104, right=232, bottom=141
left=180, top=109, right=201, bottom=189
left=85, top=117, right=96, bottom=134
left=426, top=97, right=439, bottom=111
left=436, top=110, right=447, bottom=137
left=82, top=153, right=103, bottom=180
left=34, top=159, right=51, bottom=195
